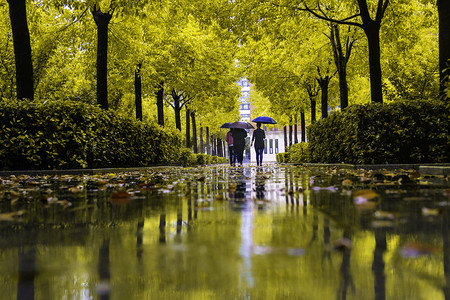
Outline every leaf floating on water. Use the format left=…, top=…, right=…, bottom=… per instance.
left=0, top=210, right=26, bottom=221
left=287, top=248, right=305, bottom=256
left=110, top=191, right=131, bottom=204
left=421, top=207, right=442, bottom=217
left=374, top=210, right=396, bottom=220
left=333, top=238, right=352, bottom=251
left=10, top=190, right=21, bottom=199
left=311, top=186, right=338, bottom=192
left=353, top=189, right=379, bottom=204
left=342, top=179, right=353, bottom=186
left=355, top=201, right=377, bottom=211
left=400, top=242, right=437, bottom=258
left=69, top=185, right=84, bottom=193
left=252, top=245, right=304, bottom=256
left=371, top=220, right=394, bottom=228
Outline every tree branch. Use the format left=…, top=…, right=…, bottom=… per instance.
left=295, top=2, right=364, bottom=29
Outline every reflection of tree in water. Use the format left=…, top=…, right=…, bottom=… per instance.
left=337, top=231, right=355, bottom=300
left=17, top=244, right=36, bottom=300
left=98, top=238, right=111, bottom=300
left=443, top=212, right=450, bottom=299
left=372, top=229, right=386, bottom=300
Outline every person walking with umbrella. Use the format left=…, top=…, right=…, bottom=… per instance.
left=226, top=128, right=235, bottom=166
left=251, top=123, right=266, bottom=166
left=232, top=128, right=247, bottom=166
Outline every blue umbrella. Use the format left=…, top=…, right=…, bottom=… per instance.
left=252, top=116, right=277, bottom=124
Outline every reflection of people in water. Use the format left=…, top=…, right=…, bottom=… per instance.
left=255, top=174, right=266, bottom=200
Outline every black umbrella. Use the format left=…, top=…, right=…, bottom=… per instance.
left=252, top=116, right=277, bottom=124
left=229, top=121, right=255, bottom=129
left=220, top=122, right=233, bottom=128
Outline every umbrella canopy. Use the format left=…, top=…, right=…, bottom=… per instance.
left=220, top=122, right=233, bottom=128
left=252, top=116, right=277, bottom=124
left=229, top=121, right=255, bottom=129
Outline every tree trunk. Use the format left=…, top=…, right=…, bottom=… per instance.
left=289, top=118, right=293, bottom=147
left=206, top=127, right=210, bottom=155
left=7, top=0, right=34, bottom=100
left=134, top=63, right=142, bottom=121
left=364, top=21, right=383, bottom=104
left=156, top=81, right=164, bottom=127
left=311, top=99, right=316, bottom=123
left=92, top=6, right=112, bottom=110
left=301, top=112, right=306, bottom=142
left=317, top=76, right=330, bottom=119
left=438, top=0, right=450, bottom=98
left=338, top=68, right=349, bottom=109
left=172, top=90, right=182, bottom=131
left=191, top=111, right=198, bottom=153
left=294, top=115, right=298, bottom=144
left=217, top=138, right=223, bottom=157
left=284, top=126, right=288, bottom=150
left=330, top=24, right=351, bottom=110
left=200, top=127, right=204, bottom=154
left=185, top=108, right=191, bottom=148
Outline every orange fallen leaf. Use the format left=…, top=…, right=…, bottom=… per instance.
left=110, top=191, right=131, bottom=204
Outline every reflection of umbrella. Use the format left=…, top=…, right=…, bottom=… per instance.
left=220, top=122, right=233, bottom=128
left=252, top=116, right=277, bottom=124
left=229, top=121, right=255, bottom=129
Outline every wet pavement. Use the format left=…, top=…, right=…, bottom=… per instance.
left=0, top=164, right=449, bottom=299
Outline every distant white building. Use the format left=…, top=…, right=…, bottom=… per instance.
left=236, top=78, right=301, bottom=163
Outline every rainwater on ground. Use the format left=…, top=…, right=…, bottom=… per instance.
left=0, top=164, right=449, bottom=300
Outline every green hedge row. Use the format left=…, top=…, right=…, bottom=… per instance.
left=0, top=99, right=189, bottom=170
left=276, top=143, right=310, bottom=164
left=307, top=99, right=450, bottom=164
left=180, top=151, right=228, bottom=167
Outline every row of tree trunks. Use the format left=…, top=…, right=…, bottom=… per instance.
left=283, top=115, right=307, bottom=150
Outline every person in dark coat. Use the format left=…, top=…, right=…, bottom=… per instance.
left=232, top=128, right=247, bottom=166
left=251, top=123, right=265, bottom=166
left=226, top=129, right=235, bottom=166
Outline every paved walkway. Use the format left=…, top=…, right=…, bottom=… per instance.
left=0, top=163, right=449, bottom=176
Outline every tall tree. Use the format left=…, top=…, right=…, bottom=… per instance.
left=328, top=24, right=356, bottom=110
left=297, top=0, right=390, bottom=104
left=156, top=82, right=165, bottom=126
left=438, top=0, right=450, bottom=98
left=134, top=63, right=142, bottom=120
left=92, top=4, right=112, bottom=109
left=6, top=0, right=34, bottom=100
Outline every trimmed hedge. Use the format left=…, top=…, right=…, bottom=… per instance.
left=0, top=99, right=187, bottom=170
left=307, top=99, right=450, bottom=164
left=276, top=143, right=309, bottom=164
